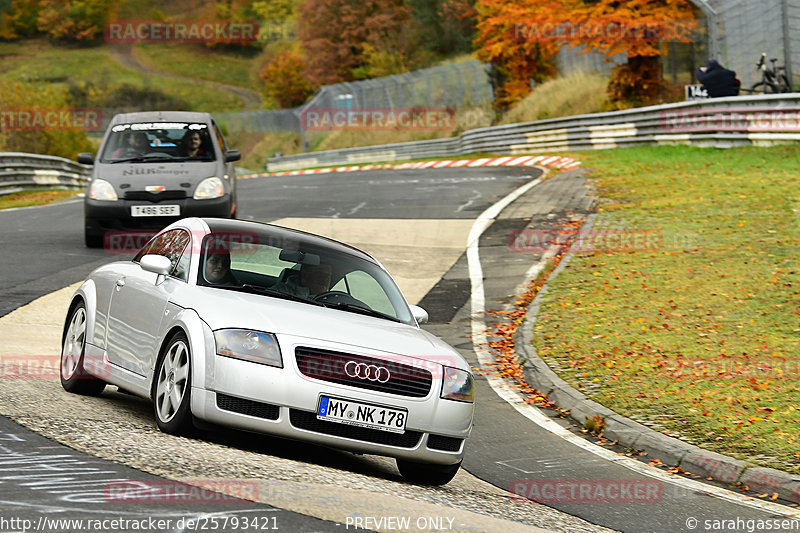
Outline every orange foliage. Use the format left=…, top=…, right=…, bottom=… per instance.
left=474, top=0, right=557, bottom=108
left=259, top=49, right=315, bottom=108
left=475, top=0, right=698, bottom=104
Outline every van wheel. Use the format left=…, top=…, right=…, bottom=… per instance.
left=85, top=225, right=104, bottom=248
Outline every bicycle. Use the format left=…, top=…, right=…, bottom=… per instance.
left=750, top=53, right=792, bottom=94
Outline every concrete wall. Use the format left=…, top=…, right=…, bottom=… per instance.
left=710, top=0, right=796, bottom=89
left=789, top=0, right=800, bottom=85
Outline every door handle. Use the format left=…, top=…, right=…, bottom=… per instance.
left=115, top=278, right=126, bottom=288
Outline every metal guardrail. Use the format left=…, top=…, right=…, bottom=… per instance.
left=267, top=94, right=800, bottom=171
left=0, top=153, right=92, bottom=190
left=6, top=94, right=799, bottom=181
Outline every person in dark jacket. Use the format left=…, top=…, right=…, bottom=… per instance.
left=697, top=60, right=740, bottom=97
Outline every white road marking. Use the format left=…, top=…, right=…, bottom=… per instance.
left=466, top=172, right=800, bottom=517
left=455, top=190, right=482, bottom=213
left=347, top=202, right=367, bottom=215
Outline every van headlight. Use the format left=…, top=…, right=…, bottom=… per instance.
left=88, top=179, right=118, bottom=201
left=214, top=329, right=282, bottom=367
left=441, top=366, right=475, bottom=402
left=194, top=177, right=224, bottom=200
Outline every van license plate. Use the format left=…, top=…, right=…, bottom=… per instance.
left=131, top=205, right=180, bottom=217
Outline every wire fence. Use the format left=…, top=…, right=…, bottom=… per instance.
left=216, top=59, right=494, bottom=137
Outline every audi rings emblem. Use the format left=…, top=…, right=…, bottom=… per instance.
left=344, top=361, right=391, bottom=383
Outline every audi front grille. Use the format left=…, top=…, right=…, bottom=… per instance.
left=295, top=347, right=433, bottom=398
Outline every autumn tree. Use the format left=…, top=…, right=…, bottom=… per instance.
left=0, top=0, right=40, bottom=39
left=475, top=0, right=698, bottom=106
left=298, top=0, right=414, bottom=86
left=474, top=0, right=558, bottom=108
left=36, top=0, right=117, bottom=42
left=259, top=48, right=314, bottom=107
left=564, top=0, right=697, bottom=102
left=0, top=80, right=93, bottom=159
left=252, top=0, right=302, bottom=44
left=408, top=0, right=477, bottom=57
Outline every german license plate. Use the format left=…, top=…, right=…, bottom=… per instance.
left=131, top=205, right=180, bottom=217
left=317, top=396, right=407, bottom=434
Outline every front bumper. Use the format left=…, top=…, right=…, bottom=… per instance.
left=85, top=196, right=233, bottom=232
left=191, top=333, right=474, bottom=465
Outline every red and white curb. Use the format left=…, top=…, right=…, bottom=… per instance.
left=239, top=155, right=581, bottom=179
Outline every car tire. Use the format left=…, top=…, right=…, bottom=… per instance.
left=152, top=331, right=194, bottom=436
left=396, top=459, right=462, bottom=486
left=60, top=301, right=106, bottom=396
left=85, top=224, right=104, bottom=248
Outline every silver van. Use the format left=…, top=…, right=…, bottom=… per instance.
left=78, top=111, right=240, bottom=248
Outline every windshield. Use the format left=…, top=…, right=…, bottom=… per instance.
left=197, top=229, right=414, bottom=325
left=100, top=122, right=216, bottom=163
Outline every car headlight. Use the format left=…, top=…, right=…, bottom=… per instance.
left=441, top=366, right=475, bottom=403
left=88, top=179, right=118, bottom=201
left=193, top=177, right=224, bottom=200
left=214, top=329, right=282, bottom=367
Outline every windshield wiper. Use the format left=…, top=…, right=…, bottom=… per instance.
left=170, top=156, right=215, bottom=162
left=108, top=155, right=176, bottom=163
left=320, top=302, right=403, bottom=323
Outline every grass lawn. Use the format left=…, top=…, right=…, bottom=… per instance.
left=0, top=39, right=242, bottom=112
left=533, top=145, right=800, bottom=472
left=0, top=189, right=78, bottom=210
left=134, top=43, right=260, bottom=92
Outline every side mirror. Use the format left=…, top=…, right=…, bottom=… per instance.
left=409, top=305, right=429, bottom=325
left=225, top=150, right=241, bottom=163
left=77, top=153, right=95, bottom=165
left=140, top=254, right=172, bottom=276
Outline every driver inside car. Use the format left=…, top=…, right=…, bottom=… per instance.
left=275, top=264, right=332, bottom=298
left=112, top=131, right=149, bottom=158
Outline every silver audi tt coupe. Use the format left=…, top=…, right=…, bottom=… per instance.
left=60, top=217, right=475, bottom=484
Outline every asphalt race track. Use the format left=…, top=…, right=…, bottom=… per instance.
left=1, top=166, right=797, bottom=533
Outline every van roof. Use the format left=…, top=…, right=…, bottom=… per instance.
left=110, top=111, right=213, bottom=125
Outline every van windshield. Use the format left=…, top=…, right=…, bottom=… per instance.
left=100, top=122, right=216, bottom=163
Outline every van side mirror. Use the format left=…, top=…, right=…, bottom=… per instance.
left=77, top=153, right=95, bottom=165
left=225, top=150, right=241, bottom=163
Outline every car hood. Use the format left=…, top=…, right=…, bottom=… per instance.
left=178, top=287, right=466, bottom=368
left=94, top=161, right=219, bottom=190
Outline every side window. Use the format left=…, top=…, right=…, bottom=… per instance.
left=133, top=229, right=190, bottom=278
left=172, top=246, right=191, bottom=281
left=133, top=236, right=156, bottom=262
left=212, top=122, right=227, bottom=152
